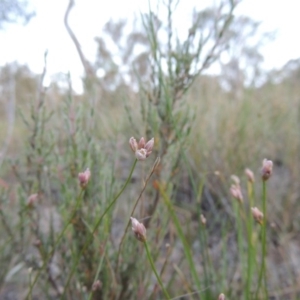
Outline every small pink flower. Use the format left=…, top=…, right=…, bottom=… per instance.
left=245, top=168, right=255, bottom=183
left=138, top=137, right=145, bottom=149
left=200, top=214, right=207, bottom=226
left=130, top=217, right=147, bottom=242
left=230, top=175, right=243, bottom=204
left=27, top=193, right=39, bottom=207
left=129, top=137, right=154, bottom=160
left=129, top=137, right=138, bottom=152
left=92, top=280, right=102, bottom=291
left=218, top=294, right=226, bottom=300
left=144, top=138, right=154, bottom=155
left=78, top=168, right=91, bottom=188
left=231, top=175, right=240, bottom=185
left=230, top=184, right=243, bottom=203
left=251, top=207, right=264, bottom=225
left=261, top=159, right=273, bottom=181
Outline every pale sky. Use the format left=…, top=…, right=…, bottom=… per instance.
left=0, top=0, right=300, bottom=93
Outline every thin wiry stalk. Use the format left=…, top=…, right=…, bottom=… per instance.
left=144, top=240, right=171, bottom=299
left=255, top=180, right=268, bottom=298
left=246, top=180, right=255, bottom=299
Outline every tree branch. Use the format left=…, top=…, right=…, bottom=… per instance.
left=64, top=0, right=95, bottom=80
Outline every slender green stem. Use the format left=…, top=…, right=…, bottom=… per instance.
left=61, top=159, right=137, bottom=296
left=233, top=200, right=246, bottom=298
left=26, top=189, right=84, bottom=299
left=246, top=181, right=255, bottom=299
left=262, top=181, right=268, bottom=297
left=255, top=181, right=268, bottom=299
left=144, top=240, right=170, bottom=299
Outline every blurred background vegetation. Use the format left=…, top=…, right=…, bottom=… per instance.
left=0, top=0, right=300, bottom=299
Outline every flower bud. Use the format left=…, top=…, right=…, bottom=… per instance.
left=200, top=214, right=207, bottom=226
left=218, top=293, right=225, bottom=300
left=245, top=168, right=255, bottom=183
left=92, top=280, right=102, bottom=291
left=231, top=175, right=240, bottom=185
left=78, top=168, right=91, bottom=189
left=251, top=207, right=264, bottom=224
left=27, top=193, right=39, bottom=208
left=261, top=159, right=273, bottom=181
left=129, top=137, right=138, bottom=152
left=138, top=137, right=145, bottom=149
left=230, top=184, right=243, bottom=203
left=144, top=138, right=154, bottom=157
left=130, top=217, right=147, bottom=242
